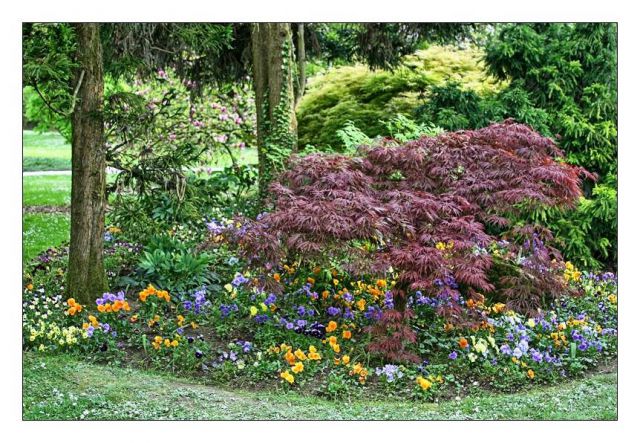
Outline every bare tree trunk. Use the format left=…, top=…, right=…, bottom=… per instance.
left=67, top=23, right=107, bottom=304
left=251, top=23, right=297, bottom=197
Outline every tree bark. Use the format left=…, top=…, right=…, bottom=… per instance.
left=67, top=23, right=107, bottom=304
left=250, top=23, right=297, bottom=197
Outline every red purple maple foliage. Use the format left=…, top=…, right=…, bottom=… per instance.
left=235, top=121, right=593, bottom=361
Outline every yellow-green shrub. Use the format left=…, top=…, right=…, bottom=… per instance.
left=296, top=45, right=504, bottom=150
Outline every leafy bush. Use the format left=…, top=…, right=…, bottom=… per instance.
left=132, top=234, right=216, bottom=295
left=335, top=122, right=373, bottom=153
left=484, top=23, right=617, bottom=180
left=412, top=24, right=617, bottom=268
left=297, top=45, right=504, bottom=150
left=415, top=80, right=551, bottom=133
left=108, top=164, right=259, bottom=248
left=523, top=182, right=617, bottom=270
left=103, top=68, right=259, bottom=245
left=334, top=115, right=442, bottom=154
left=382, top=114, right=443, bottom=143
left=105, top=68, right=255, bottom=192
left=236, top=122, right=592, bottom=360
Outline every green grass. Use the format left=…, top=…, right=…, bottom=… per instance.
left=22, top=130, right=258, bottom=172
left=23, top=130, right=72, bottom=171
left=22, top=353, right=617, bottom=420
left=201, top=147, right=258, bottom=169
left=23, top=175, right=72, bottom=207
left=22, top=214, right=70, bottom=263
left=22, top=174, right=72, bottom=262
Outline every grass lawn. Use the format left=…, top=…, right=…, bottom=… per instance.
left=22, top=352, right=617, bottom=420
left=22, top=174, right=72, bottom=263
left=23, top=175, right=72, bottom=207
left=22, top=130, right=258, bottom=172
left=23, top=130, right=72, bottom=171
left=22, top=213, right=70, bottom=263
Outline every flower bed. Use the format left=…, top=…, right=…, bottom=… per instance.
left=22, top=227, right=617, bottom=400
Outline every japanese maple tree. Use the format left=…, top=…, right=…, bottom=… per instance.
left=237, top=120, right=593, bottom=361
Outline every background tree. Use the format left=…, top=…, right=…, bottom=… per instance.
left=23, top=23, right=108, bottom=303
left=22, top=22, right=479, bottom=300
left=23, top=23, right=239, bottom=302
left=251, top=23, right=298, bottom=197
left=483, top=23, right=617, bottom=269
left=67, top=23, right=108, bottom=303
left=25, top=23, right=476, bottom=197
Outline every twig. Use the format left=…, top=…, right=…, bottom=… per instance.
left=68, top=70, right=85, bottom=115
left=150, top=45, right=176, bottom=55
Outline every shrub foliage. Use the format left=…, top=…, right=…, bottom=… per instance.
left=296, top=46, right=503, bottom=150
left=414, top=24, right=617, bottom=268
left=238, top=122, right=592, bottom=360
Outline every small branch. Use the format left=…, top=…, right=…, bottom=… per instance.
left=32, top=83, right=67, bottom=117
left=221, top=143, right=239, bottom=169
left=68, top=70, right=85, bottom=115
left=150, top=45, right=176, bottom=55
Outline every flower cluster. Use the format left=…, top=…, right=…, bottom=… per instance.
left=416, top=374, right=443, bottom=391
left=66, top=298, right=83, bottom=316
left=81, top=315, right=113, bottom=338
left=96, top=291, right=131, bottom=313
left=139, top=285, right=171, bottom=303
left=348, top=362, right=369, bottom=384
left=273, top=343, right=323, bottom=384
left=443, top=274, right=617, bottom=381
left=564, top=262, right=581, bottom=283
left=182, top=288, right=209, bottom=314
left=375, top=364, right=404, bottom=382
left=152, top=335, right=179, bottom=350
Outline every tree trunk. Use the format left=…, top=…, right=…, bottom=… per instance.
left=250, top=23, right=297, bottom=197
left=67, top=23, right=107, bottom=304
